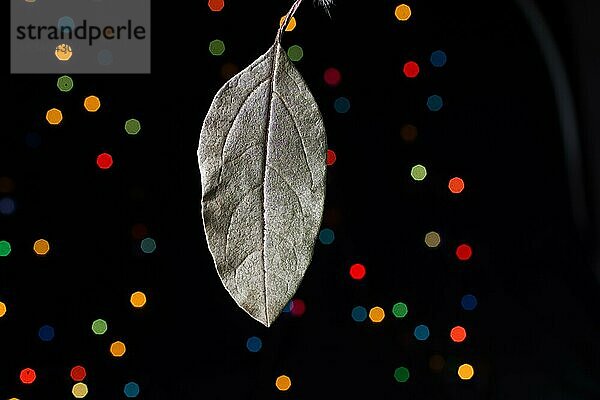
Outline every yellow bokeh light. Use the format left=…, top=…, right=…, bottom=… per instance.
left=84, top=96, right=101, bottom=112
left=110, top=341, right=126, bottom=357
left=55, top=43, right=73, bottom=61
left=425, top=231, right=441, bottom=248
left=369, top=306, right=385, bottom=323
left=279, top=16, right=297, bottom=32
left=395, top=4, right=412, bottom=21
left=72, top=382, right=89, bottom=398
left=130, top=291, right=147, bottom=308
left=46, top=108, right=63, bottom=125
left=458, top=363, right=474, bottom=380
left=33, top=239, right=50, bottom=255
left=275, top=375, right=291, bottom=391
left=0, top=301, right=6, bottom=318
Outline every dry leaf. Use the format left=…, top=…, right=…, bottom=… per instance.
left=198, top=15, right=327, bottom=326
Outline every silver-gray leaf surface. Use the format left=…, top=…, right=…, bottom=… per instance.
left=198, top=42, right=327, bottom=326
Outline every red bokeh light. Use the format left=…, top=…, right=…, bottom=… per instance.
left=349, top=263, right=366, bottom=280
left=403, top=61, right=420, bottom=78
left=324, top=67, right=342, bottom=87
left=96, top=153, right=113, bottom=170
left=456, top=244, right=472, bottom=261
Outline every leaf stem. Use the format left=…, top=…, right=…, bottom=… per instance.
left=277, top=0, right=305, bottom=43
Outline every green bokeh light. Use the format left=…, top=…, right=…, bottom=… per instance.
left=91, top=319, right=108, bottom=335
left=392, top=302, right=408, bottom=318
left=125, top=119, right=142, bottom=135
left=57, top=75, right=74, bottom=92
left=287, top=45, right=304, bottom=62
left=411, top=164, right=427, bottom=181
left=209, top=39, right=226, bottom=56
left=394, top=367, right=410, bottom=383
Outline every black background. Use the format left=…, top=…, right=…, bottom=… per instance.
left=2, top=0, right=599, bottom=398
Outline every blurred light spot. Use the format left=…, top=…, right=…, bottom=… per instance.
left=400, top=124, right=418, bottom=142
left=57, top=16, right=74, bottom=32
left=395, top=4, right=412, bottom=21
left=20, top=368, right=36, bottom=384
left=279, top=16, right=297, bottom=31
left=96, top=153, right=113, bottom=170
left=458, top=363, right=474, bottom=380
left=246, top=336, right=262, bottom=352
left=429, top=354, right=445, bottom=372
left=414, top=324, right=430, bottom=341
left=131, top=223, right=147, bottom=240
left=0, top=301, right=6, bottom=318
left=220, top=62, right=239, bottom=80
left=0, top=240, right=11, bottom=256
left=84, top=96, right=101, bottom=112
left=324, top=67, right=342, bottom=87
left=209, top=39, right=225, bottom=56
left=33, top=239, right=50, bottom=256
left=57, top=75, right=74, bottom=92
left=130, top=291, right=147, bottom=308
left=70, top=366, right=86, bottom=382
left=449, top=177, right=465, bottom=194
left=0, top=177, right=14, bottom=193
left=392, top=302, right=408, bottom=318
left=275, top=375, right=291, bottom=391
left=319, top=228, right=334, bottom=245
left=38, top=324, right=55, bottom=341
left=207, top=0, right=224, bottom=12
left=55, top=43, right=73, bottom=61
left=451, top=326, right=467, bottom=343
left=72, top=382, right=88, bottom=398
left=326, top=149, right=337, bottom=166
left=349, top=263, right=366, bottom=280
left=290, top=298, right=305, bottom=317
left=427, top=95, right=444, bottom=111
left=394, top=367, right=410, bottom=383
left=287, top=45, right=303, bottom=62
left=46, top=108, right=63, bottom=125
left=351, top=306, right=367, bottom=322
left=110, top=341, right=126, bottom=357
left=91, top=319, right=108, bottom=335
left=403, top=61, right=420, bottom=78
left=411, top=164, right=427, bottom=181
left=124, top=382, right=140, bottom=398
left=369, top=306, right=385, bottom=323
left=430, top=50, right=447, bottom=67
left=125, top=119, right=141, bottom=135
left=334, top=97, right=350, bottom=113
left=140, top=237, right=156, bottom=254
left=461, top=294, right=478, bottom=311
left=26, top=132, right=42, bottom=148
left=282, top=301, right=292, bottom=313
left=97, top=49, right=113, bottom=66
left=456, top=244, right=472, bottom=261
left=425, top=231, right=441, bottom=248
left=0, top=198, right=16, bottom=215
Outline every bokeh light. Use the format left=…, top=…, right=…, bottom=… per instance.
left=46, top=108, right=63, bottom=125
left=403, top=61, right=420, bottom=78
left=70, top=366, right=86, bottom=382
left=110, top=341, right=126, bottom=357
left=349, top=263, right=366, bottom=280
left=461, top=294, right=478, bottom=311
left=55, top=44, right=73, bottom=61
left=140, top=237, right=157, bottom=254
left=279, top=16, right=297, bottom=32
left=130, top=291, right=147, bottom=308
left=326, top=149, right=337, bottom=166
left=450, top=326, right=467, bottom=343
left=319, top=228, right=335, bottom=245
left=275, top=375, right=291, bottom=391
left=369, top=306, right=385, bottom=323
left=124, top=382, right=140, bottom=398
left=351, top=306, right=367, bottom=322
left=414, top=324, right=430, bottom=341
left=394, top=367, right=410, bottom=383
left=429, top=354, right=445, bottom=372
left=395, top=4, right=412, bottom=21
left=246, top=336, right=262, bottom=352
left=19, top=368, right=36, bottom=384
left=91, top=319, right=108, bottom=335
left=72, top=382, right=88, bottom=398
left=84, top=96, right=101, bottom=112
left=287, top=45, right=304, bottom=62
left=33, top=239, right=50, bottom=255
left=425, top=231, right=441, bottom=248
left=456, top=244, right=472, bottom=261
left=334, top=97, right=351, bottom=113
left=290, top=298, right=305, bottom=317
left=400, top=124, right=418, bottom=142
left=209, top=39, right=225, bottom=56
left=427, top=95, right=444, bottom=111
left=220, top=62, right=239, bottom=80
left=0, top=177, right=14, bottom=192
left=411, top=164, right=427, bottom=181
left=207, top=0, right=224, bottom=12
left=0, top=197, right=16, bottom=215
left=324, top=67, right=341, bottom=86
left=96, top=153, right=113, bottom=170
left=458, top=363, right=475, bottom=380
left=430, top=50, right=447, bottom=67
left=125, top=119, right=141, bottom=135
left=449, top=177, right=465, bottom=194
left=0, top=301, right=6, bottom=318
left=57, top=75, right=74, bottom=92
left=131, top=223, right=148, bottom=239
left=0, top=240, right=11, bottom=256
left=38, top=324, right=55, bottom=341
left=392, top=302, right=408, bottom=318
